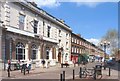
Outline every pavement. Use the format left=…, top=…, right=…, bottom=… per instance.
left=0, top=62, right=119, bottom=80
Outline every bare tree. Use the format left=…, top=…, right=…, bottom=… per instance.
left=100, top=29, right=118, bottom=56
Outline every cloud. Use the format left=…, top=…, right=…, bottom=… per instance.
left=28, top=0, right=118, bottom=8
left=76, top=2, right=100, bottom=8
left=86, top=38, right=100, bottom=45
left=58, top=0, right=119, bottom=2
left=33, top=0, right=60, bottom=8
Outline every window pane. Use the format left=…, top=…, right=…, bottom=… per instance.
left=18, top=55, right=23, bottom=60
left=34, top=20, right=38, bottom=33
left=18, top=49, right=23, bottom=53
left=19, top=14, right=25, bottom=30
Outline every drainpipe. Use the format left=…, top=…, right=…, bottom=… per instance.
left=4, top=28, right=7, bottom=71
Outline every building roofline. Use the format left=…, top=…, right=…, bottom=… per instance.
left=72, top=32, right=104, bottom=52
left=16, top=2, right=72, bottom=32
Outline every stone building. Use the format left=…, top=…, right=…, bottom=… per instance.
left=0, top=1, right=72, bottom=69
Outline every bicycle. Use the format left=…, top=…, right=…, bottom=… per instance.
left=80, top=67, right=102, bottom=79
left=80, top=67, right=94, bottom=78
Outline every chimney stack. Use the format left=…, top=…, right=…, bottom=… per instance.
left=60, top=19, right=65, bottom=23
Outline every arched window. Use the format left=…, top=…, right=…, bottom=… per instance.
left=16, top=42, right=25, bottom=60
left=46, top=47, right=50, bottom=59
left=31, top=44, right=38, bottom=60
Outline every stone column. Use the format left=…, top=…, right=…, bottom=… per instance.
left=11, top=38, right=16, bottom=60
left=28, top=42, right=31, bottom=60
left=0, top=27, right=2, bottom=61
left=49, top=47, right=52, bottom=60
left=25, top=43, right=29, bottom=61
left=41, top=43, right=46, bottom=59
left=52, top=47, right=56, bottom=59
left=52, top=47, right=54, bottom=59
left=37, top=45, right=41, bottom=60
left=56, top=47, right=58, bottom=61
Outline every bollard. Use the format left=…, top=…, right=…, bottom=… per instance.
left=60, top=73, right=63, bottom=81
left=79, top=67, right=82, bottom=78
left=109, top=67, right=111, bottom=76
left=73, top=69, right=75, bottom=80
left=7, top=67, right=10, bottom=77
left=23, top=64, right=26, bottom=75
left=21, top=64, right=23, bottom=73
left=63, top=71, right=65, bottom=81
left=104, top=66, right=106, bottom=70
left=103, top=64, right=106, bottom=70
left=61, top=64, right=63, bottom=68
left=93, top=68, right=96, bottom=80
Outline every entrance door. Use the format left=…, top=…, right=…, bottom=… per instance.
left=58, top=52, right=61, bottom=63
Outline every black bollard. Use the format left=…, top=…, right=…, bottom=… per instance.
left=109, top=67, right=111, bottom=76
left=60, top=73, right=63, bottom=81
left=63, top=71, right=65, bottom=81
left=104, top=66, right=106, bottom=70
left=94, top=68, right=96, bottom=80
left=73, top=69, right=75, bottom=80
left=61, top=64, right=63, bottom=68
left=79, top=67, right=82, bottom=78
left=7, top=67, right=10, bottom=77
left=23, top=64, right=26, bottom=75
left=21, top=65, right=23, bottom=73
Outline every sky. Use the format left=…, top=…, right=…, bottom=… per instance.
left=33, top=0, right=118, bottom=45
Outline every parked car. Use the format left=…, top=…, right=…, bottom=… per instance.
left=106, top=59, right=116, bottom=66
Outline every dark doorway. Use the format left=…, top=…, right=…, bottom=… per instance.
left=58, top=52, right=61, bottom=63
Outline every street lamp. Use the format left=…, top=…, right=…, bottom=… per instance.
left=100, top=40, right=110, bottom=69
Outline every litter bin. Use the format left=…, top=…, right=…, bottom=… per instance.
left=95, top=65, right=102, bottom=75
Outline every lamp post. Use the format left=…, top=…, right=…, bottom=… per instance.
left=100, top=41, right=110, bottom=70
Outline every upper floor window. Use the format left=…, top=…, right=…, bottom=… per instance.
left=77, top=40, right=79, bottom=44
left=75, top=39, right=77, bottom=43
left=72, top=37, right=74, bottom=42
left=43, top=21, right=45, bottom=26
left=19, top=14, right=25, bottom=30
left=47, top=26, right=51, bottom=37
left=33, top=20, right=38, bottom=33
left=59, top=40, right=61, bottom=46
left=66, top=42, right=68, bottom=48
left=66, top=33, right=68, bottom=38
left=59, top=30, right=61, bottom=37
left=72, top=47, right=74, bottom=52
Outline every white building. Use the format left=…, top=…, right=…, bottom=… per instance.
left=0, top=1, right=72, bottom=69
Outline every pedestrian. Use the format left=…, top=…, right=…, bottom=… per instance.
left=45, top=60, right=50, bottom=68
left=41, top=59, right=45, bottom=68
left=7, top=60, right=11, bottom=71
left=45, top=60, right=48, bottom=68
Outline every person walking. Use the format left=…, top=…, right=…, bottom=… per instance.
left=7, top=60, right=11, bottom=71
left=41, top=59, right=45, bottom=68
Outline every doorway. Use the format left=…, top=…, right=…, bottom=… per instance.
left=58, top=52, right=61, bottom=63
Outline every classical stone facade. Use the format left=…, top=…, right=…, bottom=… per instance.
left=0, top=1, right=105, bottom=70
left=0, top=1, right=72, bottom=69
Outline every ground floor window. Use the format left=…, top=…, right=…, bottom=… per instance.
left=31, top=44, right=38, bottom=60
left=16, top=42, right=25, bottom=60
left=46, top=51, right=49, bottom=59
